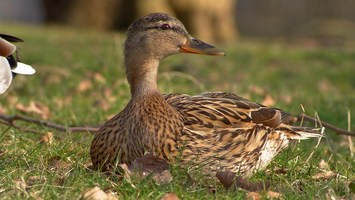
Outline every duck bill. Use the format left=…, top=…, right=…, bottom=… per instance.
left=179, top=37, right=226, bottom=56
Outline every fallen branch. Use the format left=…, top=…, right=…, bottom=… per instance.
left=0, top=113, right=99, bottom=133
left=298, top=113, right=355, bottom=137
left=0, top=113, right=354, bottom=137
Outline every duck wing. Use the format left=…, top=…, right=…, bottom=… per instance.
left=164, top=92, right=321, bottom=176
left=164, top=92, right=291, bottom=129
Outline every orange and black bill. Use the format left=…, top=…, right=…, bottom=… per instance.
left=179, top=37, right=226, bottom=56
left=0, top=34, right=23, bottom=57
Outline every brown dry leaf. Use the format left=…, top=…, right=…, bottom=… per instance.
left=246, top=192, right=261, bottom=200
left=247, top=191, right=282, bottom=200
left=15, top=101, right=50, bottom=119
left=105, top=191, right=119, bottom=200
left=27, top=176, right=47, bottom=187
left=161, top=193, right=179, bottom=200
left=266, top=191, right=282, bottom=199
left=317, top=79, right=337, bottom=94
left=48, top=156, right=69, bottom=171
left=6, top=95, right=18, bottom=107
left=265, top=167, right=289, bottom=175
left=152, top=170, right=173, bottom=185
left=104, top=88, right=117, bottom=103
left=41, top=132, right=54, bottom=145
left=129, top=154, right=169, bottom=174
left=81, top=186, right=108, bottom=200
left=118, top=163, right=132, bottom=182
left=280, top=94, right=293, bottom=104
left=77, top=79, right=93, bottom=92
left=94, top=73, right=106, bottom=84
left=325, top=188, right=339, bottom=200
left=53, top=96, right=73, bottom=108
left=216, top=171, right=269, bottom=191
left=262, top=95, right=275, bottom=107
left=0, top=105, right=7, bottom=114
left=94, top=100, right=110, bottom=111
left=249, top=85, right=265, bottom=96
left=318, top=159, right=330, bottom=170
left=13, top=178, right=27, bottom=191
left=216, top=170, right=236, bottom=189
left=312, top=170, right=337, bottom=180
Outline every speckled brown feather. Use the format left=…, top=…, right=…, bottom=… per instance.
left=90, top=13, right=321, bottom=176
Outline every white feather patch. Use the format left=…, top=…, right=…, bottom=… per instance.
left=0, top=56, right=13, bottom=94
left=12, top=62, right=36, bottom=75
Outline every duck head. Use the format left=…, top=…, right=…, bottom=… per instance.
left=124, top=13, right=225, bottom=94
left=124, top=13, right=225, bottom=60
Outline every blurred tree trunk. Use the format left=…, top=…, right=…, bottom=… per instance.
left=168, top=0, right=238, bottom=43
left=42, top=0, right=239, bottom=42
left=67, top=0, right=120, bottom=30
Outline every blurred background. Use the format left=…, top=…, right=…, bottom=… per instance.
left=0, top=0, right=354, bottom=128
left=1, top=0, right=355, bottom=46
left=1, top=2, right=354, bottom=198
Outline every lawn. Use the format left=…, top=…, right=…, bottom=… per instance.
left=0, top=23, right=354, bottom=199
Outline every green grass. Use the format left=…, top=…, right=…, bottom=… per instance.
left=0, top=23, right=354, bottom=199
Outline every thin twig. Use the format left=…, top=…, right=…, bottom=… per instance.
left=0, top=113, right=99, bottom=133
left=298, top=113, right=355, bottom=137
left=347, top=110, right=354, bottom=156
left=0, top=120, right=43, bottom=134
left=0, top=112, right=354, bottom=137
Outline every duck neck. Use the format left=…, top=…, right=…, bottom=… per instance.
left=125, top=55, right=160, bottom=97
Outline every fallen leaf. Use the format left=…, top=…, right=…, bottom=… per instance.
left=104, top=88, right=116, bottom=103
left=265, top=167, right=289, bottom=175
left=216, top=171, right=269, bottom=192
left=280, top=94, right=292, bottom=104
left=318, top=159, right=330, bottom=170
left=77, top=79, right=93, bottom=92
left=262, top=95, right=275, bottom=107
left=105, top=190, right=119, bottom=200
left=325, top=188, right=338, bottom=200
left=81, top=186, right=108, bottom=200
left=118, top=163, right=132, bottom=182
left=6, top=95, right=18, bottom=107
left=236, top=176, right=269, bottom=192
left=266, top=191, right=282, bottom=199
left=247, top=191, right=282, bottom=200
left=312, top=170, right=337, bottom=180
left=249, top=85, right=265, bottom=96
left=161, top=193, right=179, bottom=200
left=0, top=105, right=7, bottom=114
left=317, top=79, right=337, bottom=94
left=15, top=101, right=50, bottom=119
left=13, top=178, right=27, bottom=191
left=53, top=96, right=72, bottom=108
left=216, top=170, right=236, bottom=189
left=152, top=170, right=173, bottom=185
left=93, top=99, right=110, bottom=111
left=48, top=156, right=69, bottom=171
left=129, top=154, right=169, bottom=174
left=41, top=132, right=54, bottom=145
left=247, top=192, right=261, bottom=200
left=27, top=176, right=47, bottom=187
left=94, top=73, right=106, bottom=84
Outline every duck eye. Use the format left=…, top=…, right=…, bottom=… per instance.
left=160, top=24, right=171, bottom=30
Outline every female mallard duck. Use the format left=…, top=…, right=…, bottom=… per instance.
left=90, top=13, right=320, bottom=177
left=0, top=34, right=35, bottom=94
